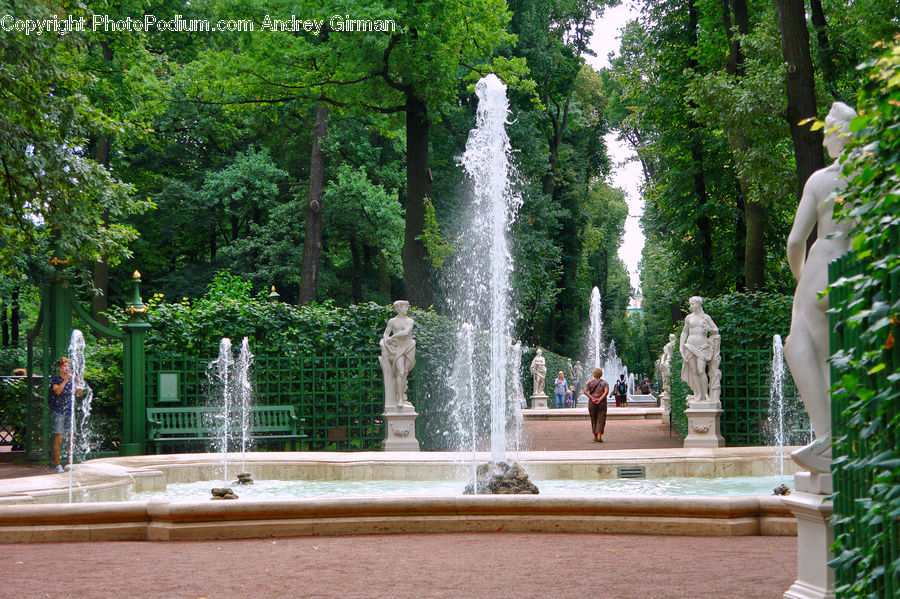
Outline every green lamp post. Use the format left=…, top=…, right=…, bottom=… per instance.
left=119, top=271, right=151, bottom=456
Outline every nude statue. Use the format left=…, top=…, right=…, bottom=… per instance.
left=784, top=101, right=857, bottom=473
left=530, top=349, right=547, bottom=396
left=679, top=297, right=721, bottom=404
left=379, top=300, right=416, bottom=410
left=659, top=333, right=675, bottom=394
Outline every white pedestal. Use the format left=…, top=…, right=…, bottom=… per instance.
left=382, top=408, right=420, bottom=451
left=531, top=393, right=549, bottom=410
left=783, top=472, right=834, bottom=599
left=683, top=400, right=725, bottom=448
left=660, top=392, right=671, bottom=425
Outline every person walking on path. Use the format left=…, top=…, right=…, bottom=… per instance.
left=584, top=368, right=609, bottom=442
left=553, top=371, right=567, bottom=409
left=48, top=357, right=81, bottom=473
left=614, top=374, right=628, bottom=407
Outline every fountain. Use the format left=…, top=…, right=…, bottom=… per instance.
left=235, top=337, right=254, bottom=476
left=448, top=74, right=522, bottom=465
left=206, top=336, right=257, bottom=485
left=766, top=334, right=812, bottom=475
left=581, top=288, right=629, bottom=405
left=60, top=330, right=96, bottom=501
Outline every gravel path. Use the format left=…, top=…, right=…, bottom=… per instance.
left=4, top=533, right=796, bottom=599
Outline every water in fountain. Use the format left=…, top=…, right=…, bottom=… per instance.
left=582, top=289, right=629, bottom=404
left=235, top=337, right=254, bottom=475
left=209, top=338, right=235, bottom=483
left=66, top=330, right=95, bottom=502
left=447, top=74, right=522, bottom=463
left=766, top=334, right=813, bottom=475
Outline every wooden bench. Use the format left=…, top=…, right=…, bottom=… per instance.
left=146, top=405, right=306, bottom=453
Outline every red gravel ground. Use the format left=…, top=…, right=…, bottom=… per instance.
left=524, top=417, right=682, bottom=451
left=3, top=533, right=796, bottom=599
left=0, top=418, right=798, bottom=598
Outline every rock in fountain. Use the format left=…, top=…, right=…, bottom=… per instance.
left=463, top=461, right=539, bottom=495
left=210, top=487, right=238, bottom=500
left=233, top=473, right=254, bottom=485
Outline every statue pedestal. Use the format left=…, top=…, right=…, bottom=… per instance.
left=382, top=408, right=420, bottom=452
left=530, top=393, right=549, bottom=410
left=783, top=472, right=834, bottom=599
left=660, top=392, right=671, bottom=425
left=683, top=400, right=724, bottom=448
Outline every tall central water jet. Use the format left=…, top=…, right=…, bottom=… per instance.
left=451, top=74, right=522, bottom=462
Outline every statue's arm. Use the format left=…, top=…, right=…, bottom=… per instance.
left=787, top=174, right=822, bottom=281
left=706, top=315, right=719, bottom=336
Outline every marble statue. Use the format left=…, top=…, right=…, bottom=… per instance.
left=784, top=101, right=857, bottom=474
left=679, top=296, right=721, bottom=404
left=530, top=349, right=547, bottom=396
left=379, top=300, right=416, bottom=410
left=574, top=360, right=584, bottom=379
left=659, top=333, right=675, bottom=394
left=567, top=358, right=574, bottom=381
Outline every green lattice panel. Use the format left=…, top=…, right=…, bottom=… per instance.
left=830, top=247, right=900, bottom=599
left=145, top=350, right=386, bottom=452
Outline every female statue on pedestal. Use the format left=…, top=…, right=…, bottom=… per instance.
left=679, top=297, right=721, bottom=404
left=784, top=101, right=857, bottom=473
left=380, top=300, right=416, bottom=410
left=530, top=349, right=547, bottom=396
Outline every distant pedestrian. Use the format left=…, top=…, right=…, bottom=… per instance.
left=565, top=385, right=574, bottom=407
left=583, top=368, right=609, bottom=442
left=614, top=374, right=628, bottom=407
left=553, top=372, right=567, bottom=409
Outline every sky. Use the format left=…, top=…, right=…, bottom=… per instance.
left=584, top=1, right=644, bottom=291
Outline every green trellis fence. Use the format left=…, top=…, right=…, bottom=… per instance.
left=829, top=246, right=900, bottom=597
left=145, top=351, right=390, bottom=451
left=669, top=345, right=808, bottom=446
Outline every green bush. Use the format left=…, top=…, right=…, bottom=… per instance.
left=828, top=41, right=900, bottom=598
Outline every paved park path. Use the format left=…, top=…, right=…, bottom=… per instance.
left=0, top=417, right=797, bottom=598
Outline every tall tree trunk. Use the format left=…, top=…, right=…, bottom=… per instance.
left=775, top=0, right=825, bottom=199
left=209, top=232, right=217, bottom=263
left=687, top=0, right=714, bottom=291
left=298, top=101, right=329, bottom=305
left=92, top=136, right=111, bottom=327
left=377, top=252, right=392, bottom=300
left=349, top=234, right=363, bottom=303
left=401, top=92, right=433, bottom=308
left=744, top=198, right=765, bottom=290
left=10, top=287, right=18, bottom=346
left=722, top=0, right=763, bottom=291
left=808, top=0, right=838, bottom=98
left=1, top=301, right=8, bottom=347
left=92, top=40, right=114, bottom=328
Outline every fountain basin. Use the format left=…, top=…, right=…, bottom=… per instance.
left=0, top=447, right=801, bottom=542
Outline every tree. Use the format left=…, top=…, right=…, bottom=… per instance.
left=0, top=1, right=150, bottom=277
left=774, top=0, right=824, bottom=199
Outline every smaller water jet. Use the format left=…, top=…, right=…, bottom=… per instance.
left=65, top=330, right=95, bottom=502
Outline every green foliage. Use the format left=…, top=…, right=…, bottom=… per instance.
left=828, top=40, right=900, bottom=598
left=418, top=197, right=455, bottom=269
left=0, top=1, right=151, bottom=277
left=703, top=293, right=793, bottom=353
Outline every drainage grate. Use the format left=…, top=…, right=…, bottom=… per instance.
left=616, top=466, right=646, bottom=479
